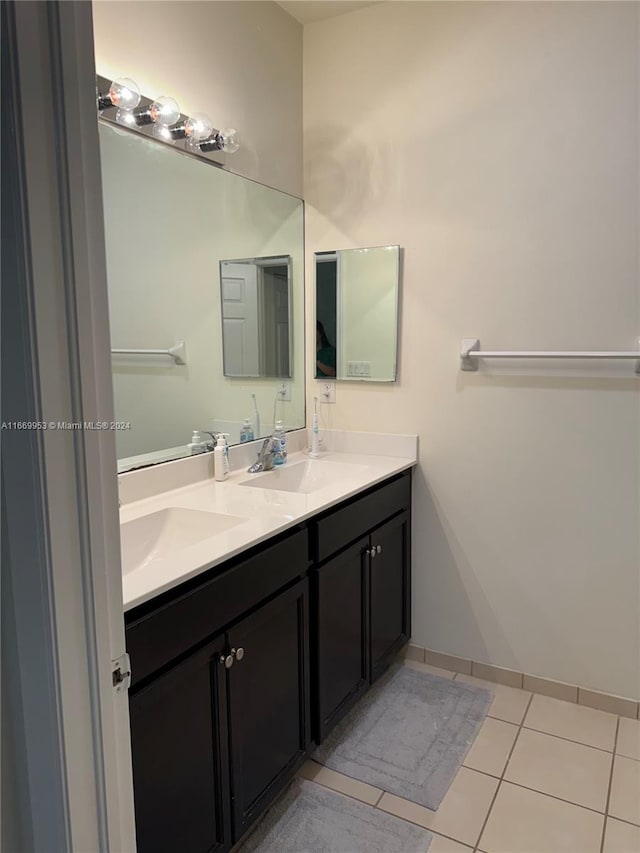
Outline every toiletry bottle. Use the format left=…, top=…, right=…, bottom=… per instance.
left=310, top=397, right=320, bottom=456
left=251, top=394, right=260, bottom=439
left=214, top=433, right=230, bottom=481
left=188, top=430, right=207, bottom=455
left=273, top=420, right=287, bottom=465
left=240, top=418, right=254, bottom=443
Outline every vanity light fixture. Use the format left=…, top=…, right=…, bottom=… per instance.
left=96, top=74, right=240, bottom=158
left=155, top=112, right=215, bottom=144
left=97, top=77, right=141, bottom=112
left=193, top=128, right=240, bottom=154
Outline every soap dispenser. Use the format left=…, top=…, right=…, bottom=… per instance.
left=214, top=433, right=231, bottom=481
left=188, top=430, right=207, bottom=455
left=240, top=418, right=254, bottom=443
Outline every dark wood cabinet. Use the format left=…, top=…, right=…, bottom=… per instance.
left=311, top=470, right=412, bottom=742
left=129, top=635, right=231, bottom=853
left=125, top=470, right=413, bottom=850
left=227, top=578, right=310, bottom=839
left=313, top=535, right=370, bottom=742
left=369, top=511, right=410, bottom=682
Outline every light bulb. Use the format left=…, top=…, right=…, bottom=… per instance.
left=109, top=78, right=141, bottom=110
left=149, top=96, right=180, bottom=126
left=218, top=128, right=240, bottom=154
left=152, top=123, right=174, bottom=143
left=184, top=113, right=213, bottom=142
left=115, top=108, right=137, bottom=127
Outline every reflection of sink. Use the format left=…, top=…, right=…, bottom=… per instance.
left=121, top=507, right=246, bottom=575
left=239, top=459, right=366, bottom=495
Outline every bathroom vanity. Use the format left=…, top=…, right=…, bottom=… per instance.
left=121, top=449, right=414, bottom=853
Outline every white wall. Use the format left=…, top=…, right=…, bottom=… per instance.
left=93, top=0, right=303, bottom=197
left=304, top=1, right=640, bottom=698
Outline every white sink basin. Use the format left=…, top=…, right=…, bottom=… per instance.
left=120, top=507, right=246, bottom=575
left=239, top=459, right=366, bottom=495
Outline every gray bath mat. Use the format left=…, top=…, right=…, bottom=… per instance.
left=237, top=778, right=432, bottom=853
left=313, top=664, right=492, bottom=810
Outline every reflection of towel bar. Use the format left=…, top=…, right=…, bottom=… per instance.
left=461, top=338, right=640, bottom=373
left=111, top=340, right=187, bottom=365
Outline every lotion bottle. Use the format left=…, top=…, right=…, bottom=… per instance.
left=188, top=430, right=207, bottom=455
left=310, top=398, right=320, bottom=457
left=214, top=433, right=230, bottom=481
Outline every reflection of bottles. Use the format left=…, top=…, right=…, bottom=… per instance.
left=251, top=394, right=260, bottom=439
left=273, top=420, right=287, bottom=465
left=240, top=419, right=254, bottom=442
left=188, top=431, right=207, bottom=454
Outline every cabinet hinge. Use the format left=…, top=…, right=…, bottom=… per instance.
left=112, top=652, right=131, bottom=693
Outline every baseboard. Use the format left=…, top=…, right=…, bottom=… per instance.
left=401, top=644, right=640, bottom=720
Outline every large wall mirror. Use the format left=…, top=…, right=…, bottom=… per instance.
left=315, top=246, right=400, bottom=382
left=99, top=122, right=305, bottom=472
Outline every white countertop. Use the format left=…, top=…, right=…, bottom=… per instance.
left=121, top=448, right=416, bottom=611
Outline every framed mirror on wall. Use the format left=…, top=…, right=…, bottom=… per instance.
left=99, top=122, right=305, bottom=473
left=315, top=246, right=400, bottom=382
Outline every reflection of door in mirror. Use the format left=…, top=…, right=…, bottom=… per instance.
left=260, top=264, right=290, bottom=377
left=221, top=264, right=260, bottom=376
left=220, top=257, right=292, bottom=378
left=316, top=254, right=337, bottom=378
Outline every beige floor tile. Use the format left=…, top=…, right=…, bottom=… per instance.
left=479, top=781, right=604, bottom=853
left=504, top=727, right=612, bottom=811
left=617, top=718, right=640, bottom=761
left=455, top=673, right=531, bottom=724
left=428, top=834, right=473, bottom=852
left=609, top=756, right=640, bottom=826
left=296, top=760, right=382, bottom=805
left=603, top=817, right=640, bottom=853
left=403, top=659, right=455, bottom=679
left=463, top=717, right=519, bottom=778
left=524, top=693, right=617, bottom=751
left=377, top=767, right=498, bottom=847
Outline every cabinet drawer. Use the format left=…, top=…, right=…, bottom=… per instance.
left=126, top=528, right=308, bottom=688
left=313, top=471, right=411, bottom=563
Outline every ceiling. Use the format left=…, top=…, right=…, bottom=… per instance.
left=276, top=1, right=381, bottom=25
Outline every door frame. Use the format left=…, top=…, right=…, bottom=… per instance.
left=2, top=1, right=135, bottom=849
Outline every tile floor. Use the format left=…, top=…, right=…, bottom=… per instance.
left=295, top=659, right=640, bottom=853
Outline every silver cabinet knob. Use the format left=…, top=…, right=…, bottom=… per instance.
left=368, top=547, right=376, bottom=558
left=235, top=647, right=245, bottom=661
left=220, top=653, right=234, bottom=669
left=376, top=545, right=382, bottom=555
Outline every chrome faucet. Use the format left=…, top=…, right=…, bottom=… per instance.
left=247, top=437, right=278, bottom=473
left=198, top=430, right=219, bottom=451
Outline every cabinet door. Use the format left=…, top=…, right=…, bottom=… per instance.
left=370, top=511, right=411, bottom=682
left=313, top=535, right=370, bottom=743
left=129, top=636, right=231, bottom=853
left=226, top=578, right=310, bottom=840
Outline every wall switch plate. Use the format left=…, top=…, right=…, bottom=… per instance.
left=319, top=382, right=336, bottom=404
left=277, top=381, right=291, bottom=401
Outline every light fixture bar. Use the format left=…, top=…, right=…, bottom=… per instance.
left=95, top=75, right=239, bottom=166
